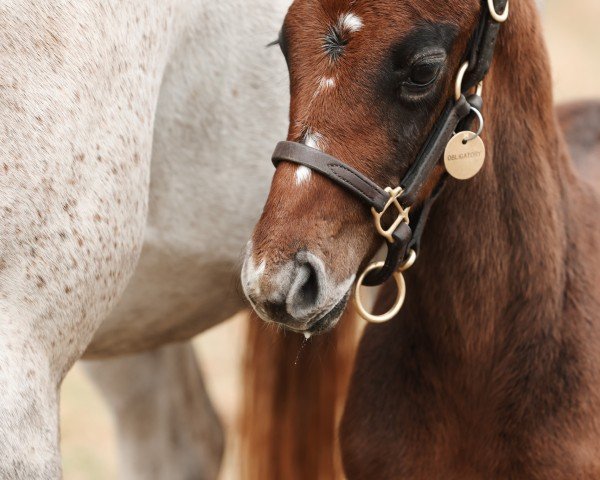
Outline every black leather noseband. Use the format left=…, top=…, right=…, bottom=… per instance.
left=272, top=0, right=508, bottom=287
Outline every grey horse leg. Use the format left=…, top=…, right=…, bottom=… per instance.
left=83, top=342, right=224, bottom=480
left=0, top=331, right=62, bottom=479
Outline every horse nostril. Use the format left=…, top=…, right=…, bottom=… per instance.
left=298, top=261, right=319, bottom=308
left=287, top=252, right=325, bottom=318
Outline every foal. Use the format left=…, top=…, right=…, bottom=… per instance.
left=243, top=0, right=600, bottom=477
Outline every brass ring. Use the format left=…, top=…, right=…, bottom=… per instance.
left=455, top=66, right=486, bottom=102
left=354, top=262, right=406, bottom=324
left=487, top=0, right=509, bottom=23
left=463, top=106, right=485, bottom=143
left=454, top=61, right=470, bottom=101
left=399, top=249, right=417, bottom=272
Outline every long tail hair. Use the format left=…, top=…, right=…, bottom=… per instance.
left=241, top=307, right=357, bottom=479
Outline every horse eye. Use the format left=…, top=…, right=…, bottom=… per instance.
left=407, top=61, right=441, bottom=87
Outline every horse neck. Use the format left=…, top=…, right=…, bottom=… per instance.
left=411, top=0, right=575, bottom=358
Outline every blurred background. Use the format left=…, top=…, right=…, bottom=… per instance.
left=60, top=1, right=600, bottom=479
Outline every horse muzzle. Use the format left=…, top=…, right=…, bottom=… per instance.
left=241, top=245, right=354, bottom=334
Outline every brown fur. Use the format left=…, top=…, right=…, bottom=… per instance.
left=339, top=3, right=600, bottom=480
left=247, top=0, right=600, bottom=478
left=558, top=101, right=600, bottom=185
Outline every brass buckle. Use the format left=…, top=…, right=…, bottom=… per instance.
left=371, top=187, right=410, bottom=244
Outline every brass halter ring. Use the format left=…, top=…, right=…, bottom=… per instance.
left=355, top=249, right=417, bottom=323
left=455, top=62, right=484, bottom=102
left=487, top=0, right=509, bottom=23
left=463, top=106, right=485, bottom=143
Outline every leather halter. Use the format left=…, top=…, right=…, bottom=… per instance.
left=272, top=0, right=508, bottom=287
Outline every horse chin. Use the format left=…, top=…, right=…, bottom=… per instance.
left=300, top=290, right=351, bottom=336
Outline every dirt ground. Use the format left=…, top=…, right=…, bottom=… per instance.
left=60, top=2, right=600, bottom=479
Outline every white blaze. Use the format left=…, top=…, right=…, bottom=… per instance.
left=296, top=131, right=327, bottom=185
left=319, top=77, right=336, bottom=90
left=339, top=13, right=363, bottom=33
left=304, top=132, right=324, bottom=150
left=295, top=166, right=312, bottom=185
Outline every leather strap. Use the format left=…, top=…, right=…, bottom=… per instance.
left=399, top=95, right=471, bottom=205
left=464, top=0, right=508, bottom=90
left=403, top=94, right=482, bottom=258
left=363, top=221, right=412, bottom=286
left=272, top=96, right=473, bottom=213
left=272, top=141, right=390, bottom=212
left=408, top=175, right=447, bottom=256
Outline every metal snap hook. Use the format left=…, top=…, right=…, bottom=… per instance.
left=463, top=106, right=484, bottom=143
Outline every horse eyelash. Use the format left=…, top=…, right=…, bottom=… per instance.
left=266, top=39, right=280, bottom=48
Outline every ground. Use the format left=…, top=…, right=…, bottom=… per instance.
left=60, top=1, right=600, bottom=478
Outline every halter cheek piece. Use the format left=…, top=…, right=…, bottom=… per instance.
left=271, top=0, right=509, bottom=323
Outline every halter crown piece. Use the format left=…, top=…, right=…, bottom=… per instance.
left=271, top=0, right=509, bottom=323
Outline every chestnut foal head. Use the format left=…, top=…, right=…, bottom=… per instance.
left=242, top=0, right=484, bottom=334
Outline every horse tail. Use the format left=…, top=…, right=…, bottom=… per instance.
left=241, top=307, right=357, bottom=480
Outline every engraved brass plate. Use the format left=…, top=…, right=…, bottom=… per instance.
left=444, top=132, right=486, bottom=180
